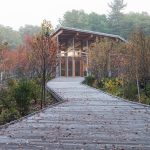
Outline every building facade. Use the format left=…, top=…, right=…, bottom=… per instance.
left=51, top=27, right=126, bottom=77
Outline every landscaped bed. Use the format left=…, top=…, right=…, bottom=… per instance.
left=84, top=76, right=150, bottom=105
left=0, top=79, right=57, bottom=125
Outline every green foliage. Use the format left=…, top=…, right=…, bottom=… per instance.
left=84, top=76, right=95, bottom=86
left=124, top=81, right=138, bottom=100
left=0, top=88, right=15, bottom=109
left=145, top=82, right=150, bottom=98
left=88, top=13, right=108, bottom=33
left=60, top=10, right=89, bottom=29
left=86, top=76, right=150, bottom=104
left=108, top=0, right=127, bottom=35
left=29, top=80, right=41, bottom=104
left=59, top=9, right=150, bottom=39
left=0, top=108, right=20, bottom=125
left=0, top=24, right=41, bottom=49
left=60, top=10, right=109, bottom=33
left=0, top=79, right=42, bottom=124
left=11, top=79, right=41, bottom=115
left=12, top=79, right=33, bottom=115
left=0, top=24, right=22, bottom=49
left=140, top=93, right=150, bottom=105
left=120, top=12, right=150, bottom=38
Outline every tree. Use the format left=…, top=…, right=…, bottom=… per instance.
left=89, top=37, right=128, bottom=82
left=127, top=30, right=150, bottom=88
left=28, top=20, right=57, bottom=108
left=0, top=25, right=22, bottom=49
left=14, top=46, right=29, bottom=78
left=59, top=10, right=89, bottom=29
left=59, top=9, right=150, bottom=39
left=108, top=0, right=127, bottom=35
left=59, top=10, right=109, bottom=33
left=120, top=12, right=150, bottom=38
left=0, top=42, right=9, bottom=83
left=87, top=13, right=109, bottom=33
left=89, top=38, right=113, bottom=81
left=19, top=25, right=41, bottom=40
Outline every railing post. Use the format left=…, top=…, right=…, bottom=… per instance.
left=72, top=37, right=75, bottom=77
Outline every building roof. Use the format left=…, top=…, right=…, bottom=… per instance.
left=51, top=26, right=127, bottom=42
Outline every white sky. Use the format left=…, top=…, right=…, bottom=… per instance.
left=0, top=0, right=150, bottom=30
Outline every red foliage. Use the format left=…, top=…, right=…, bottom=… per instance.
left=0, top=49, right=17, bottom=72
left=0, top=46, right=29, bottom=75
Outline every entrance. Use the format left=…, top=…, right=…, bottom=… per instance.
left=61, top=57, right=83, bottom=76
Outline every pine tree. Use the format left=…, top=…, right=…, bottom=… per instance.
left=108, top=0, right=127, bottom=35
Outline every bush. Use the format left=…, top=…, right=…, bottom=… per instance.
left=145, top=82, right=150, bottom=98
left=84, top=76, right=95, bottom=86
left=124, top=81, right=138, bottom=100
left=12, top=79, right=41, bottom=115
left=0, top=79, right=41, bottom=125
left=29, top=80, right=41, bottom=104
left=100, top=78, right=124, bottom=96
left=7, top=79, right=17, bottom=87
left=12, top=79, right=33, bottom=115
left=140, top=93, right=150, bottom=105
left=0, top=108, right=20, bottom=125
left=0, top=88, right=15, bottom=109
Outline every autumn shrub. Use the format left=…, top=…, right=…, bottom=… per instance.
left=84, top=75, right=95, bottom=86
left=100, top=78, right=124, bottom=96
left=7, top=78, right=17, bottom=87
left=0, top=108, right=20, bottom=125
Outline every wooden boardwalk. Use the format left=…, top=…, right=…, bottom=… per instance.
left=0, top=77, right=150, bottom=150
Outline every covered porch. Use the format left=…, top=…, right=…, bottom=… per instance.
left=51, top=27, right=125, bottom=77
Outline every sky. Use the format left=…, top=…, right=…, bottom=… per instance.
left=0, top=0, right=150, bottom=30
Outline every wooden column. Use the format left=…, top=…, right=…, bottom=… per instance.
left=80, top=59, right=82, bottom=76
left=59, top=58, right=61, bottom=76
left=86, top=40, right=89, bottom=76
left=80, top=41, right=83, bottom=76
left=66, top=54, right=68, bottom=77
left=108, top=52, right=111, bottom=77
left=56, top=36, right=59, bottom=77
left=72, top=38, right=75, bottom=77
left=58, top=36, right=61, bottom=77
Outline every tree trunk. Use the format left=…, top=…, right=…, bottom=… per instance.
left=43, top=58, right=46, bottom=106
left=40, top=84, right=43, bottom=109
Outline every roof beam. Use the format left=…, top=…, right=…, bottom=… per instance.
left=52, top=30, right=63, bottom=39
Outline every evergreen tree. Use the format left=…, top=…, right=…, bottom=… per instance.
left=108, top=0, right=127, bottom=35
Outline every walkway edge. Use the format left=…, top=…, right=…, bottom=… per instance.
left=82, top=82, right=150, bottom=108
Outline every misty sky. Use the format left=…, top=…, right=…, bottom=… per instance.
left=0, top=0, right=150, bottom=30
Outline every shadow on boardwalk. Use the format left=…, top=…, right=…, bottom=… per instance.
left=0, top=77, right=150, bottom=150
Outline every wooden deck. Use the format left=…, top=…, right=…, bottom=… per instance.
left=0, top=77, right=150, bottom=150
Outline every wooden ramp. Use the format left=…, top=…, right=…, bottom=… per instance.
left=0, top=77, right=150, bottom=150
